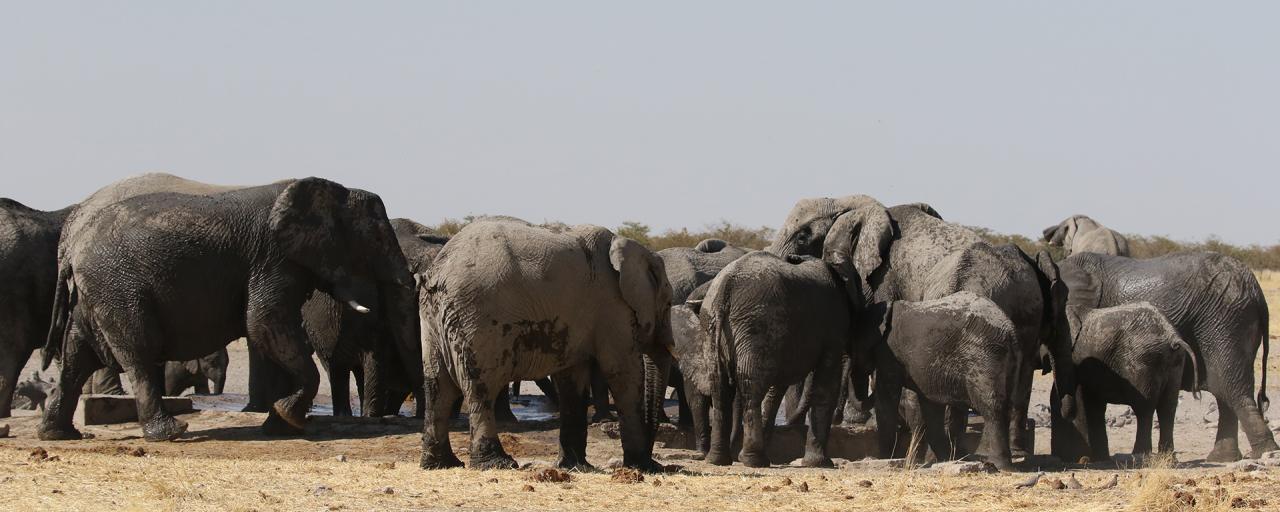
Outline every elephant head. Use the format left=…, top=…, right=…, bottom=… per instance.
left=770, top=196, right=894, bottom=307
left=609, top=236, right=675, bottom=433
left=1031, top=250, right=1078, bottom=419
left=1042, top=215, right=1099, bottom=255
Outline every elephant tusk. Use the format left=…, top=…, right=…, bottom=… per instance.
left=347, top=300, right=371, bottom=314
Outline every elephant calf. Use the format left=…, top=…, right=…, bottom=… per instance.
left=164, top=349, right=229, bottom=396
left=1053, top=302, right=1199, bottom=461
left=688, top=251, right=852, bottom=468
left=863, top=292, right=1020, bottom=471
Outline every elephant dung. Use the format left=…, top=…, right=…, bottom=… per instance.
left=74, top=394, right=195, bottom=426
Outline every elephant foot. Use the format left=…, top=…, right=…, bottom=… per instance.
left=262, top=409, right=306, bottom=436
left=421, top=450, right=466, bottom=470
left=590, top=412, right=617, bottom=424
left=739, top=451, right=770, bottom=468
left=141, top=415, right=188, bottom=442
left=801, top=454, right=834, bottom=468
left=705, top=450, right=733, bottom=466
left=469, top=437, right=518, bottom=470
left=691, top=451, right=707, bottom=461
left=37, top=424, right=83, bottom=441
left=623, top=457, right=666, bottom=473
left=272, top=399, right=309, bottom=430
left=1206, top=440, right=1243, bottom=463
left=556, top=456, right=595, bottom=472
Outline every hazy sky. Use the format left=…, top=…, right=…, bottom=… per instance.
left=2, top=2, right=1276, bottom=244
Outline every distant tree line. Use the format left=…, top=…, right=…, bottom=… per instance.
left=425, top=217, right=1280, bottom=270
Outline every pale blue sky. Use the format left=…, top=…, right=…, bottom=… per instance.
left=2, top=2, right=1276, bottom=243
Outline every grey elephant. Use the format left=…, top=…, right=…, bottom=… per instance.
left=861, top=292, right=1021, bottom=471
left=683, top=251, right=851, bottom=468
left=769, top=195, right=1076, bottom=459
left=164, top=348, right=230, bottom=396
left=419, top=218, right=672, bottom=471
left=1042, top=215, right=1130, bottom=257
left=1049, top=251, right=1276, bottom=461
left=13, top=372, right=56, bottom=411
left=658, top=238, right=748, bottom=432
left=0, top=199, right=71, bottom=417
left=1051, top=302, right=1199, bottom=461
left=40, top=177, right=415, bottom=442
left=298, top=218, right=442, bottom=417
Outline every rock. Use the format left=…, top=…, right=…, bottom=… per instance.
left=1229, top=461, right=1263, bottom=472
left=335, top=454, right=348, bottom=463
left=1255, top=450, right=1280, bottom=467
left=75, top=394, right=195, bottom=426
left=842, top=457, right=905, bottom=470
left=928, top=460, right=997, bottom=475
left=0, top=424, right=9, bottom=438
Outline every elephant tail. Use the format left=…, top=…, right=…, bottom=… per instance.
left=42, top=264, right=75, bottom=371
left=1176, top=339, right=1201, bottom=400
left=1259, top=303, right=1270, bottom=413
left=708, top=283, right=736, bottom=391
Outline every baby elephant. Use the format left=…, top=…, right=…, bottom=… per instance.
left=865, top=292, right=1020, bottom=471
left=164, top=349, right=230, bottom=396
left=1061, top=302, right=1199, bottom=460
left=688, top=251, right=852, bottom=468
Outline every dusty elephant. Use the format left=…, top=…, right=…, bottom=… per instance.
left=165, top=348, right=230, bottom=396
left=419, top=218, right=672, bottom=471
left=40, top=177, right=414, bottom=442
left=1042, top=215, right=1129, bottom=257
left=1051, top=302, right=1199, bottom=461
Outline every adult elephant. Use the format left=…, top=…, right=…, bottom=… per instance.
left=1042, top=215, right=1129, bottom=257
left=39, top=177, right=415, bottom=442
left=298, top=218, right=442, bottom=417
left=657, top=238, right=748, bottom=430
left=1050, top=251, right=1277, bottom=461
left=769, top=195, right=1076, bottom=458
left=0, top=199, right=72, bottom=417
left=419, top=218, right=673, bottom=471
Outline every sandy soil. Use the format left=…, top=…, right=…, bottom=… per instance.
left=2, top=275, right=1279, bottom=510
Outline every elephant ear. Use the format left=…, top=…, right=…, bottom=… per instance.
left=1043, top=221, right=1067, bottom=245
left=269, top=177, right=352, bottom=283
left=610, top=236, right=672, bottom=334
left=823, top=205, right=893, bottom=297
left=1064, top=304, right=1086, bottom=343
left=1059, top=256, right=1100, bottom=321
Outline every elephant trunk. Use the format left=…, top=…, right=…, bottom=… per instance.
left=380, top=283, right=424, bottom=394
left=643, top=351, right=672, bottom=445
left=1047, top=344, right=1077, bottom=420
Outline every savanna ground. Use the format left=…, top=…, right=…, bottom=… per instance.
left=1, top=273, right=1278, bottom=511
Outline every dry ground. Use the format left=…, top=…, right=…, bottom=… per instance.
left=0, top=273, right=1278, bottom=511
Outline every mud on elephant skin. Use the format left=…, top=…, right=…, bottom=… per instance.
left=1050, top=302, right=1200, bottom=462
left=419, top=218, right=673, bottom=472
left=39, top=177, right=414, bottom=443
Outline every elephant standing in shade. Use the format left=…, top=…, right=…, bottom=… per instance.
left=0, top=199, right=72, bottom=417
left=683, top=252, right=851, bottom=468
left=658, top=238, right=748, bottom=432
left=1051, top=302, right=1199, bottom=461
left=419, top=218, right=672, bottom=471
left=1049, top=252, right=1276, bottom=461
left=1042, top=215, right=1129, bottom=257
left=297, top=218, right=442, bottom=417
left=40, top=177, right=415, bottom=442
left=165, top=348, right=230, bottom=396
left=861, top=292, right=1021, bottom=471
left=769, top=196, right=1075, bottom=460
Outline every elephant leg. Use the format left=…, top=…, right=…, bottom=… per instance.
left=0, top=346, right=24, bottom=418
left=781, top=382, right=805, bottom=427
left=685, top=375, right=711, bottom=458
left=972, top=398, right=1013, bottom=471
left=553, top=365, right=592, bottom=471
left=1049, top=383, right=1090, bottom=461
left=1082, top=391, right=1111, bottom=461
left=1008, top=362, right=1034, bottom=458
left=588, top=362, right=614, bottom=423
left=193, top=377, right=210, bottom=395
left=467, top=382, right=518, bottom=470
left=128, top=363, right=187, bottom=441
left=802, top=354, right=840, bottom=468
left=674, top=369, right=692, bottom=428
left=944, top=405, right=969, bottom=459
left=1156, top=389, right=1179, bottom=455
left=243, top=346, right=292, bottom=413
left=328, top=363, right=353, bottom=417
left=738, top=380, right=770, bottom=468
left=760, top=386, right=784, bottom=449
left=38, top=323, right=102, bottom=440
left=533, top=377, right=559, bottom=407
left=1132, top=406, right=1154, bottom=456
left=874, top=378, right=903, bottom=460
left=918, top=399, right=953, bottom=463
left=706, top=382, right=735, bottom=466
left=420, top=360, right=464, bottom=469
left=85, top=368, right=125, bottom=395
left=494, top=385, right=518, bottom=424
left=246, top=314, right=319, bottom=436
left=599, top=357, right=662, bottom=472
left=1228, top=395, right=1280, bottom=459
left=1207, top=394, right=1243, bottom=462
left=210, top=368, right=226, bottom=395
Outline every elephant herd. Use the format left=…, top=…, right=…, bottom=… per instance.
left=0, top=174, right=1274, bottom=475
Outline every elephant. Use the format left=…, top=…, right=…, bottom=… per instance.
left=419, top=218, right=673, bottom=471
left=13, top=372, right=56, bottom=411
left=682, top=251, right=851, bottom=468
left=1049, top=251, right=1277, bottom=461
left=1050, top=302, right=1199, bottom=461
left=657, top=238, right=748, bottom=431
left=0, top=199, right=72, bottom=417
left=1042, top=215, right=1130, bottom=257
left=861, top=292, right=1021, bottom=471
left=39, top=177, right=415, bottom=442
left=768, top=195, right=1076, bottom=459
left=164, top=348, right=229, bottom=396
left=297, top=218, right=441, bottom=417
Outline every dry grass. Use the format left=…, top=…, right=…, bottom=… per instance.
left=2, top=447, right=1278, bottom=512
